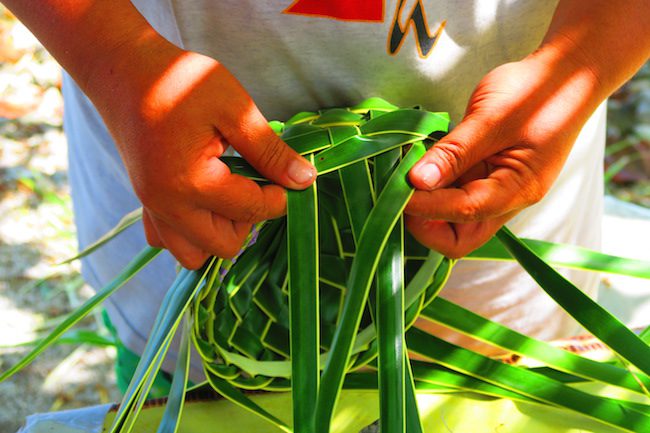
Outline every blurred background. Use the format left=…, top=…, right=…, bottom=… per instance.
left=0, top=6, right=649, bottom=433
left=0, top=7, right=120, bottom=433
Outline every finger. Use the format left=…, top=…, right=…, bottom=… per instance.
left=151, top=216, right=210, bottom=269
left=409, top=116, right=501, bottom=190
left=405, top=172, right=532, bottom=223
left=405, top=213, right=514, bottom=258
left=217, top=96, right=316, bottom=190
left=187, top=213, right=252, bottom=258
left=203, top=182, right=286, bottom=224
left=455, top=160, right=492, bottom=185
left=155, top=208, right=252, bottom=259
left=192, top=159, right=287, bottom=223
left=142, top=208, right=164, bottom=248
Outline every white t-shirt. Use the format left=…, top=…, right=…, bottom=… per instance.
left=63, top=0, right=604, bottom=378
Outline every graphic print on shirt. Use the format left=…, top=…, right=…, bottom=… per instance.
left=283, top=0, right=446, bottom=59
left=284, top=0, right=385, bottom=22
left=388, top=0, right=446, bottom=58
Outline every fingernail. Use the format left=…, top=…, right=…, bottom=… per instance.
left=416, top=163, right=441, bottom=190
left=288, top=159, right=315, bottom=185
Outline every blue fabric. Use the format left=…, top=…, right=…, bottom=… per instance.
left=62, top=73, right=200, bottom=378
left=17, top=403, right=112, bottom=433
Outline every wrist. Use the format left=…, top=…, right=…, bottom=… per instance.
left=523, top=40, right=605, bottom=126
left=3, top=1, right=163, bottom=97
left=80, top=24, right=169, bottom=104
left=532, top=0, right=650, bottom=102
left=81, top=29, right=185, bottom=146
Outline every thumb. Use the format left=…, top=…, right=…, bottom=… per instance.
left=223, top=103, right=316, bottom=190
left=409, top=116, right=496, bottom=191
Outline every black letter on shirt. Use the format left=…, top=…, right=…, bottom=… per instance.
left=389, top=0, right=445, bottom=58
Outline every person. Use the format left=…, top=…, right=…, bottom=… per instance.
left=3, top=0, right=649, bottom=383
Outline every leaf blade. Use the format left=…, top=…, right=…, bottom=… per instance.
left=496, top=227, right=650, bottom=377
left=287, top=156, right=320, bottom=433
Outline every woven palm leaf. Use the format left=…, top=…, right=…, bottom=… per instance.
left=192, top=98, right=453, bottom=432
left=183, top=98, right=650, bottom=433
left=2, top=98, right=650, bottom=433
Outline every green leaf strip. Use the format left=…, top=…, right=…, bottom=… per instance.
left=156, top=316, right=192, bottom=433
left=110, top=261, right=214, bottom=433
left=0, top=329, right=117, bottom=349
left=341, top=367, right=535, bottom=403
left=421, top=297, right=650, bottom=394
left=376, top=223, right=406, bottom=433
left=315, top=108, right=448, bottom=175
left=406, top=328, right=650, bottom=433
left=358, top=109, right=448, bottom=136
left=60, top=207, right=143, bottom=264
left=404, top=356, right=424, bottom=433
left=375, top=149, right=407, bottom=433
left=315, top=143, right=426, bottom=433
left=469, top=236, right=650, bottom=280
left=0, top=247, right=161, bottom=382
left=221, top=157, right=265, bottom=181
left=410, top=361, right=539, bottom=403
left=287, top=155, right=320, bottom=433
left=314, top=134, right=421, bottom=175
left=121, top=329, right=176, bottom=432
left=339, top=160, right=375, bottom=245
left=496, top=227, right=650, bottom=377
left=203, top=368, right=292, bottom=433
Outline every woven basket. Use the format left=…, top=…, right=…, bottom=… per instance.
left=191, top=98, right=452, bottom=390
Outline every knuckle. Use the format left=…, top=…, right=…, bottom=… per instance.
left=136, top=179, right=176, bottom=214
left=442, top=247, right=466, bottom=260
left=205, top=220, right=247, bottom=259
left=433, top=141, right=468, bottom=179
left=178, top=253, right=207, bottom=270
left=238, top=199, right=267, bottom=223
left=217, top=241, right=243, bottom=259
left=184, top=180, right=202, bottom=200
left=526, top=187, right=545, bottom=206
left=144, top=232, right=162, bottom=248
left=439, top=240, right=477, bottom=259
left=220, top=246, right=239, bottom=260
left=455, top=198, right=483, bottom=222
left=512, top=174, right=545, bottom=208
left=526, top=180, right=547, bottom=205
left=256, top=133, right=289, bottom=174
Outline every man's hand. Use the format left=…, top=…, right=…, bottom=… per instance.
left=2, top=0, right=316, bottom=269
left=96, top=40, right=317, bottom=269
left=406, top=0, right=650, bottom=258
left=87, top=37, right=315, bottom=269
left=405, top=57, right=593, bottom=258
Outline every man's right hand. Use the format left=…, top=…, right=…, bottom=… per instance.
left=3, top=1, right=315, bottom=269
left=90, top=37, right=316, bottom=269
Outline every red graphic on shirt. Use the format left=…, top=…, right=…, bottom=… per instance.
left=283, top=0, right=384, bottom=22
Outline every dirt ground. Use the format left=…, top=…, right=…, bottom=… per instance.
left=0, top=6, right=649, bottom=433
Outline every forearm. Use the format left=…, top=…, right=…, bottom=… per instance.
left=535, top=0, right=650, bottom=104
left=1, top=1, right=160, bottom=95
